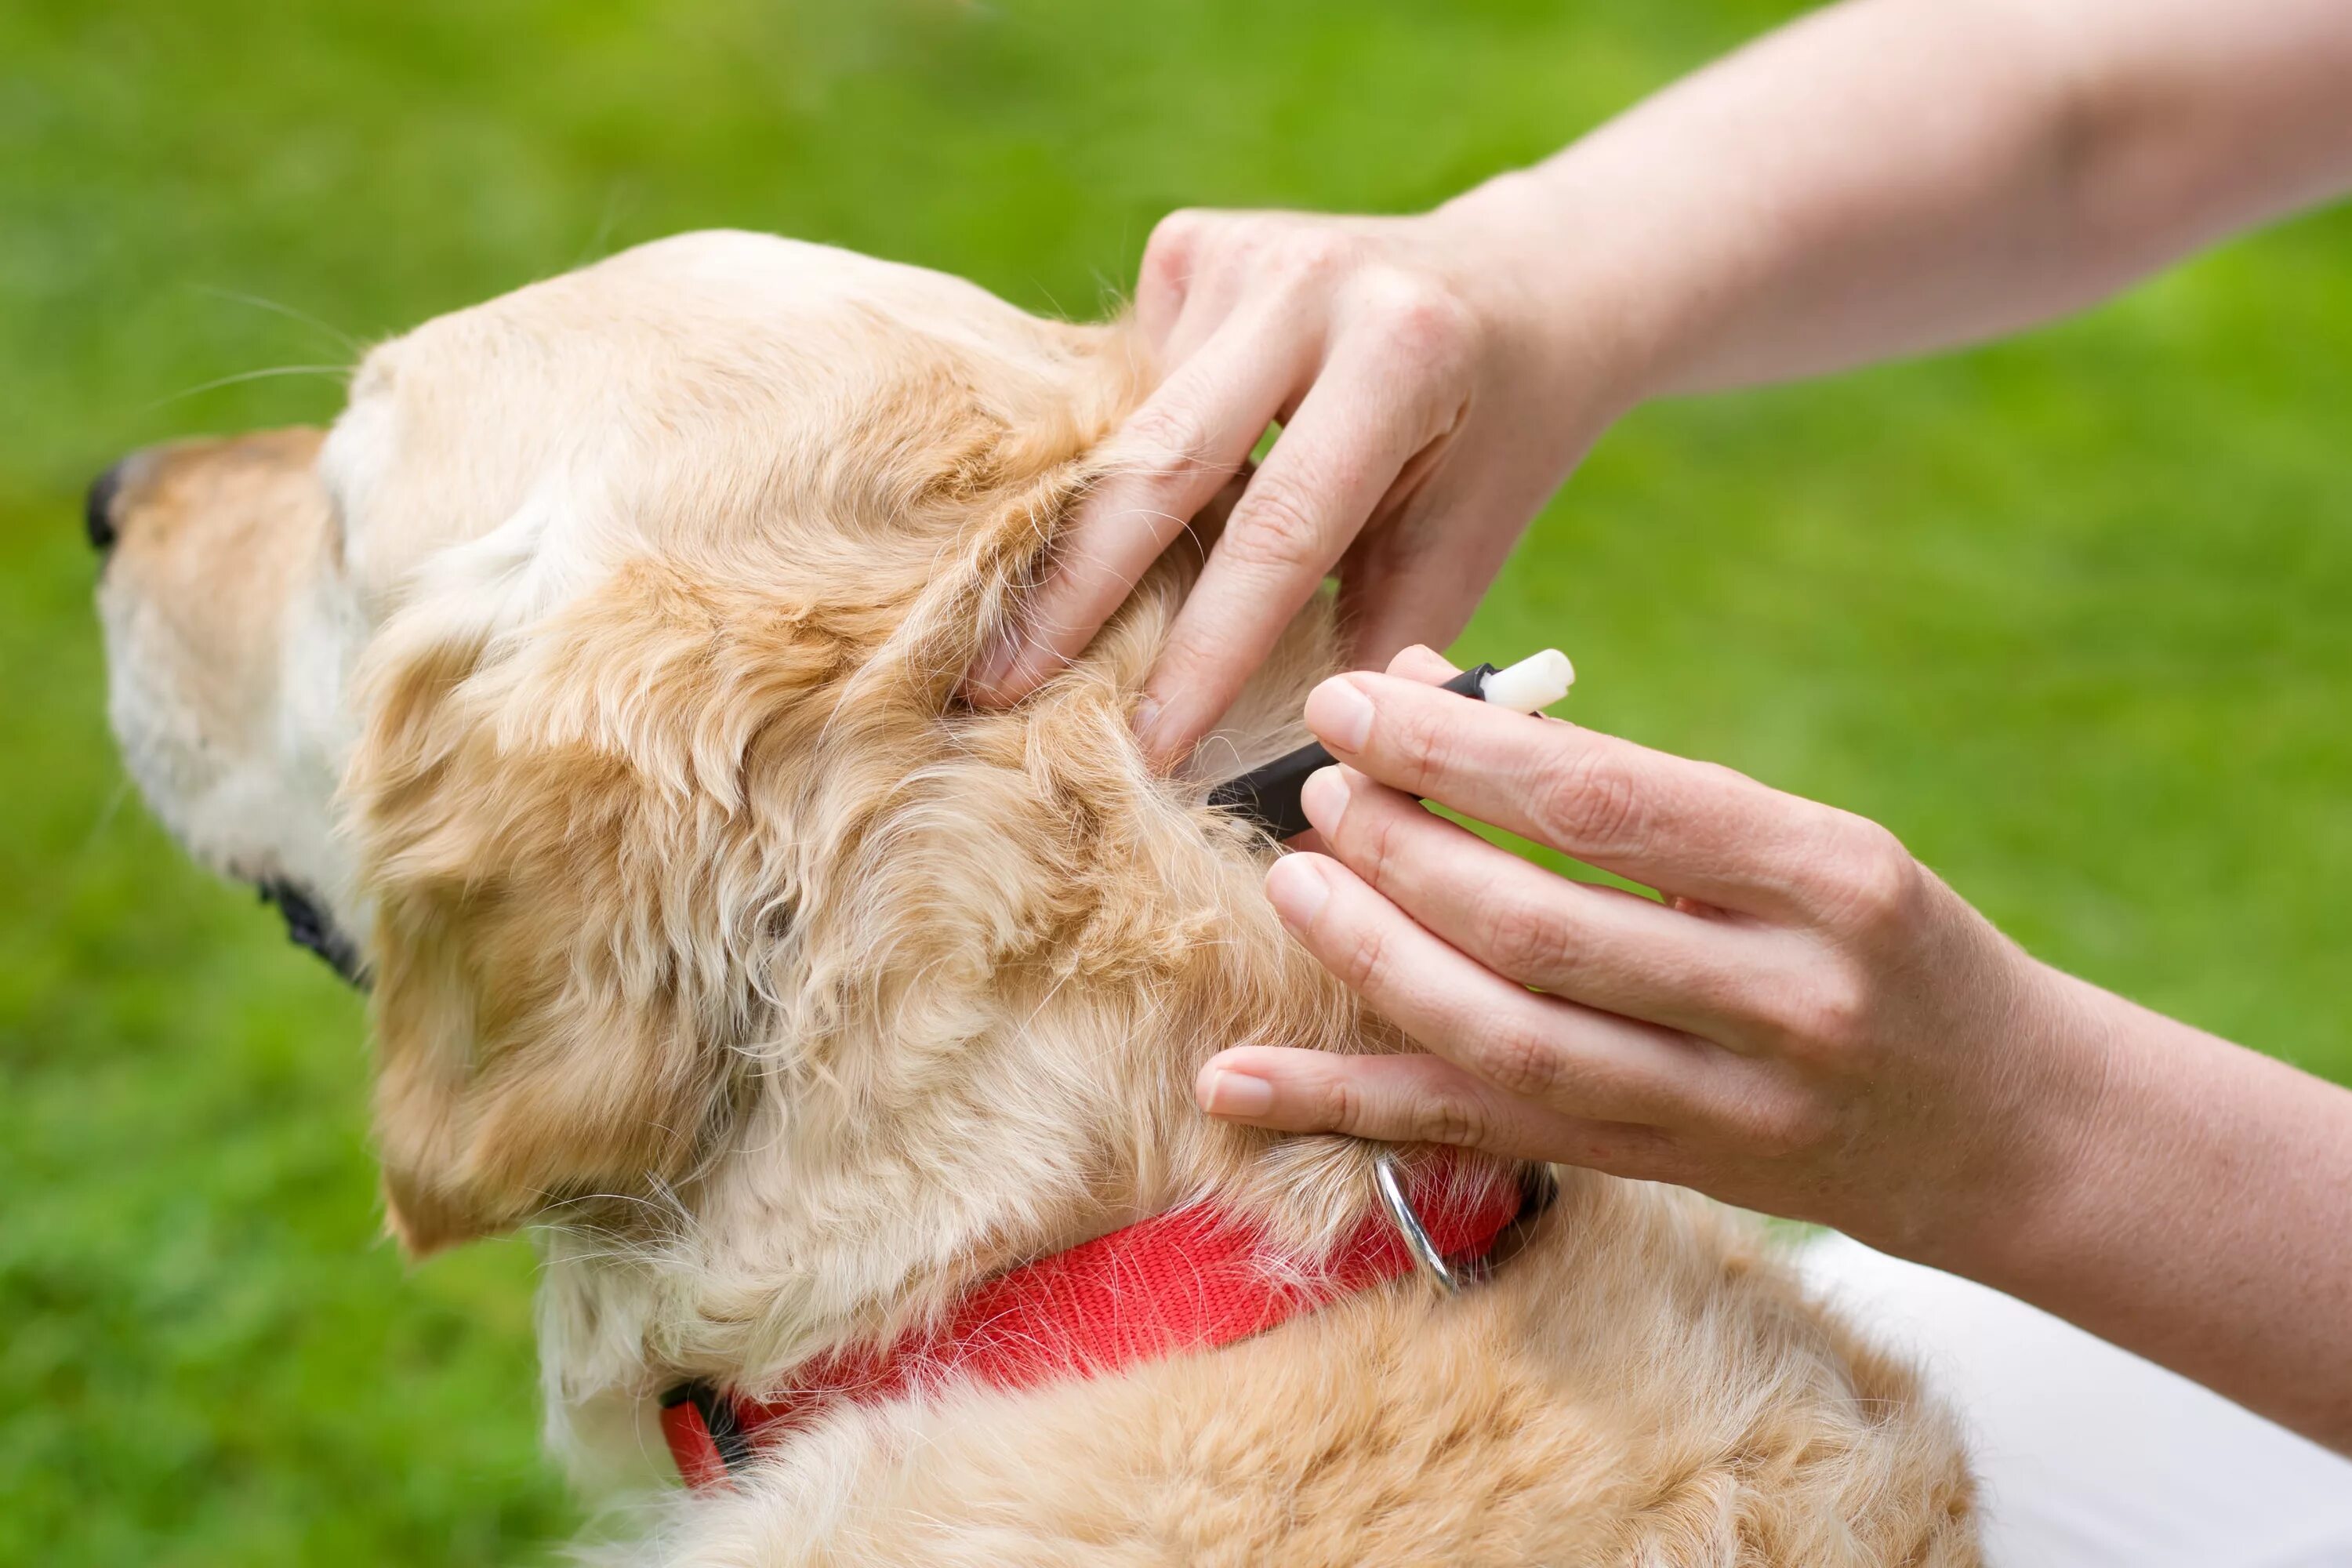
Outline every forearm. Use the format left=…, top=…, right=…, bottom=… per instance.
left=1961, top=975, right=2352, bottom=1452
left=1443, top=0, right=2352, bottom=400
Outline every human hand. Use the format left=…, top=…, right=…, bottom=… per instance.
left=964, top=200, right=1639, bottom=765
left=1195, top=647, right=2118, bottom=1266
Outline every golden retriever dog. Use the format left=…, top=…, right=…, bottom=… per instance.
left=93, top=230, right=1978, bottom=1564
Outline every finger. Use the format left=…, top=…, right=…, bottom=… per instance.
left=1136, top=211, right=1276, bottom=368
left=1298, top=764, right=1788, bottom=1037
left=967, top=307, right=1315, bottom=706
left=1262, top=851, right=1725, bottom=1126
left=1196, top=1047, right=1673, bottom=1174
left=1228, top=647, right=1443, bottom=850
left=1381, top=644, right=1460, bottom=684
left=1144, top=236, right=1250, bottom=371
left=1133, top=209, right=1214, bottom=348
left=1301, top=671, right=1849, bottom=919
left=1284, top=828, right=1330, bottom=856
left=1136, top=339, right=1456, bottom=762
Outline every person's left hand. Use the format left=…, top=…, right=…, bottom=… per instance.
left=1195, top=646, right=2116, bottom=1265
left=961, top=200, right=1638, bottom=765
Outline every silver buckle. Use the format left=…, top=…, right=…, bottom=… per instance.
left=1373, top=1150, right=1465, bottom=1297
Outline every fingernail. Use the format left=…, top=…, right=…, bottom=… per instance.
left=1264, top=855, right=1334, bottom=927
left=1299, top=765, right=1348, bottom=834
left=970, top=637, right=1017, bottom=699
left=1200, top=1067, right=1276, bottom=1117
left=1131, top=694, right=1165, bottom=750
left=1305, top=676, right=1374, bottom=753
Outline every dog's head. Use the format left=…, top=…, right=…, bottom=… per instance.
left=98, top=232, right=1349, bottom=1265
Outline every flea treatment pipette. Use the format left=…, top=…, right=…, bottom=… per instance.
left=1205, top=649, right=1574, bottom=840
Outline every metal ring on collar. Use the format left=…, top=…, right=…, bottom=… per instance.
left=1372, top=1150, right=1464, bottom=1297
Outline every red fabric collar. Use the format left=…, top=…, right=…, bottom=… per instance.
left=660, top=1154, right=1530, bottom=1489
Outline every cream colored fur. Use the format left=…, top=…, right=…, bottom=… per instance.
left=96, top=230, right=1979, bottom=1565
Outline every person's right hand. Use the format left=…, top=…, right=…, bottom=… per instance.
left=1192, top=645, right=2122, bottom=1269
left=964, top=194, right=1642, bottom=765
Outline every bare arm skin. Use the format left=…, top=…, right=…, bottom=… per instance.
left=967, top=0, right=2352, bottom=760
left=1489, top=0, right=2352, bottom=400
left=1199, top=649, right=2352, bottom=1454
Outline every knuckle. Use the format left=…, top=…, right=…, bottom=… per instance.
left=1764, top=961, right=1875, bottom=1060
left=1376, top=698, right=1462, bottom=793
left=1466, top=1014, right=1570, bottom=1102
left=1143, top=208, right=1210, bottom=280
left=1222, top=471, right=1330, bottom=572
left=1410, top=1093, right=1490, bottom=1151
left=1479, top=895, right=1574, bottom=985
left=1348, top=797, right=1413, bottom=887
left=1318, top=1071, right=1375, bottom=1136
left=1806, top=971, right=1875, bottom=1054
left=1355, top=268, right=1479, bottom=372
left=1213, top=214, right=1275, bottom=269
left=1116, top=399, right=1218, bottom=477
left=1268, top=226, right=1359, bottom=288
left=1815, top=815, right=1922, bottom=934
left=1332, top=916, right=1397, bottom=997
left=1532, top=744, right=1650, bottom=857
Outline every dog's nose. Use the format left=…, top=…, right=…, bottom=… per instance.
left=85, top=459, right=128, bottom=554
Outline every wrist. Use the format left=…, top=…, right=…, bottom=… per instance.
left=1887, top=960, right=2134, bottom=1287
left=1926, top=967, right=2181, bottom=1298
left=1430, top=157, right=1740, bottom=414
left=1424, top=169, right=1679, bottom=426
left=1900, top=972, right=2352, bottom=1448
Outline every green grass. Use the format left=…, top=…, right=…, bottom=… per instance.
left=4, top=1, right=2347, bottom=1562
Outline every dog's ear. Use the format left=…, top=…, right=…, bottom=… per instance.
left=347, top=325, right=1143, bottom=1254
left=369, top=877, right=720, bottom=1256
left=345, top=488, right=1098, bottom=1253
left=349, top=562, right=849, bottom=1253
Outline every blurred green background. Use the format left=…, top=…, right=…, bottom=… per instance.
left=3, top=0, right=2347, bottom=1562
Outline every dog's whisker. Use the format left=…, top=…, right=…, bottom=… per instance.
left=144, top=363, right=350, bottom=410
left=191, top=285, right=366, bottom=355
left=73, top=773, right=136, bottom=866
left=574, top=180, right=640, bottom=270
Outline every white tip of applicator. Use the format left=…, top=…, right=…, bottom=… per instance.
left=1479, top=648, right=1576, bottom=714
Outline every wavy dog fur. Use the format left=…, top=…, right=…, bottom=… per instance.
left=97, top=231, right=1977, bottom=1564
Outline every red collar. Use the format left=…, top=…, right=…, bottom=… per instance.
left=660, top=1152, right=1534, bottom=1489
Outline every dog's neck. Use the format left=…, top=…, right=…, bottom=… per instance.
left=532, top=607, right=1392, bottom=1452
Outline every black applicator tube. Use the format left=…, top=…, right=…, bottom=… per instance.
left=1205, top=664, right=1497, bottom=840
